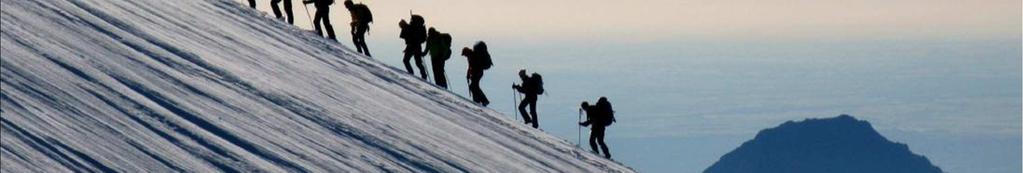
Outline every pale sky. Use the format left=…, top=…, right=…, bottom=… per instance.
left=246, top=0, right=1021, bottom=42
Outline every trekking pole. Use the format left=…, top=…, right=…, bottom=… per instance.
left=515, top=93, right=519, bottom=121
left=511, top=86, right=516, bottom=120
left=512, top=86, right=520, bottom=121
left=301, top=3, right=313, bottom=28
left=577, top=108, right=583, bottom=147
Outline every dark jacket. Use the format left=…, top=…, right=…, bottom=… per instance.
left=466, top=53, right=487, bottom=73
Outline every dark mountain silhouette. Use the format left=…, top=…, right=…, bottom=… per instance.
left=704, top=114, right=943, bottom=173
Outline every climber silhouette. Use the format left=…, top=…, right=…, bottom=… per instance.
left=399, top=15, right=428, bottom=79
left=513, top=69, right=544, bottom=128
left=344, top=0, right=372, bottom=56
left=248, top=0, right=256, bottom=8
left=304, top=0, right=336, bottom=40
left=462, top=41, right=492, bottom=106
left=580, top=97, right=615, bottom=159
left=271, top=0, right=294, bottom=24
left=423, top=27, right=452, bottom=88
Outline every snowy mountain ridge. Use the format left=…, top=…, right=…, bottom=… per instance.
left=0, top=0, right=633, bottom=172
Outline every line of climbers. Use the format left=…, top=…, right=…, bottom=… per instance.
left=244, top=0, right=613, bottom=159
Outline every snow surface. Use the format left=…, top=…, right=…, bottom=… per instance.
left=0, top=0, right=634, bottom=172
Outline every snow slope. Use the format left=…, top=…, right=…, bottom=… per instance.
left=0, top=0, right=633, bottom=172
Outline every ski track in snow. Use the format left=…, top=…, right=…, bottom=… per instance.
left=0, top=0, right=635, bottom=172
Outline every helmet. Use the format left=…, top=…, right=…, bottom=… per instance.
left=461, top=47, right=472, bottom=56
left=428, top=27, right=438, bottom=35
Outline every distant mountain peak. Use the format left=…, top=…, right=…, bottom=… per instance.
left=705, top=114, right=943, bottom=173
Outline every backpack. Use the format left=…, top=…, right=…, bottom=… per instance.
left=596, top=99, right=614, bottom=126
left=473, top=42, right=492, bottom=70
left=354, top=4, right=372, bottom=23
left=441, top=34, right=452, bottom=48
left=440, top=34, right=452, bottom=60
left=531, top=73, right=544, bottom=95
